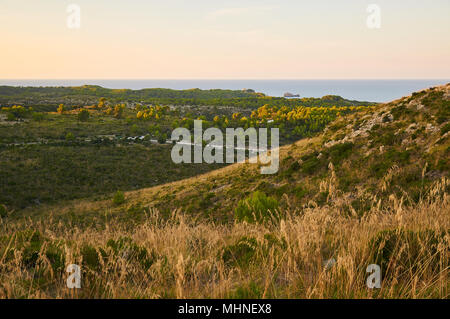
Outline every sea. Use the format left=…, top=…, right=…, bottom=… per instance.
left=0, top=79, right=448, bottom=103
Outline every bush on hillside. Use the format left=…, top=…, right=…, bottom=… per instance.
left=368, top=229, right=447, bottom=279
left=112, top=190, right=126, bottom=205
left=235, top=191, right=279, bottom=224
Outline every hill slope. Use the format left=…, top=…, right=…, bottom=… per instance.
left=2, top=85, right=448, bottom=299
left=117, top=84, right=449, bottom=220
left=16, top=84, right=449, bottom=223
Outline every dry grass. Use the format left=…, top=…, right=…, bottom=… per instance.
left=0, top=177, right=448, bottom=299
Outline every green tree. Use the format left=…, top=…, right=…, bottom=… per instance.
left=57, top=104, right=65, bottom=114
left=98, top=97, right=107, bottom=108
left=114, top=104, right=124, bottom=119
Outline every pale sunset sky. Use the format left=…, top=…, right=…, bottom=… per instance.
left=0, top=0, right=449, bottom=79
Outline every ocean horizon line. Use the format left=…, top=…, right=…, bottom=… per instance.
left=1, top=78, right=449, bottom=81
left=1, top=79, right=449, bottom=102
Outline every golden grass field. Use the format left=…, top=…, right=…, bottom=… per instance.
left=0, top=176, right=448, bottom=299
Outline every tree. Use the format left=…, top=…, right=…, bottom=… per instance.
left=98, top=97, right=106, bottom=108
left=114, top=104, right=124, bottom=119
left=157, top=133, right=167, bottom=144
left=57, top=104, right=65, bottom=114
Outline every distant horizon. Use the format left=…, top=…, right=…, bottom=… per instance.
left=1, top=78, right=449, bottom=81
left=1, top=79, right=448, bottom=102
left=0, top=77, right=450, bottom=81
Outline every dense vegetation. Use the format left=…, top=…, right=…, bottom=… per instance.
left=0, top=144, right=224, bottom=209
left=106, top=85, right=449, bottom=222
left=0, top=89, right=374, bottom=210
left=0, top=85, right=372, bottom=109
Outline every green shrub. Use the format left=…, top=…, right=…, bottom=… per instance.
left=45, top=240, right=66, bottom=272
left=327, top=142, right=354, bottom=165
left=21, top=231, right=45, bottom=268
left=198, top=192, right=215, bottom=210
left=294, top=185, right=308, bottom=200
left=280, top=160, right=301, bottom=178
left=436, top=115, right=447, bottom=124
left=368, top=229, right=447, bottom=278
left=338, top=172, right=358, bottom=192
left=106, top=237, right=156, bottom=270
left=112, top=190, right=125, bottom=205
left=77, top=109, right=90, bottom=122
left=315, top=191, right=329, bottom=205
left=157, top=133, right=167, bottom=144
left=378, top=132, right=399, bottom=146
left=125, top=204, right=147, bottom=222
left=6, top=113, right=16, bottom=121
left=228, top=281, right=263, bottom=299
left=81, top=244, right=102, bottom=271
left=289, top=160, right=301, bottom=171
left=2, top=230, right=65, bottom=272
left=301, top=155, right=322, bottom=175
left=32, top=112, right=45, bottom=122
left=263, top=233, right=287, bottom=250
left=370, top=149, right=411, bottom=177
left=221, top=236, right=258, bottom=267
left=436, top=158, right=449, bottom=171
left=235, top=191, right=279, bottom=223
left=3, top=105, right=30, bottom=119
left=350, top=198, right=372, bottom=217
left=385, top=149, right=411, bottom=163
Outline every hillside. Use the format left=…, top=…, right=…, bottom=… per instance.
left=29, top=84, right=448, bottom=223
left=0, top=85, right=373, bottom=110
left=1, top=85, right=448, bottom=299
left=145, top=83, right=449, bottom=219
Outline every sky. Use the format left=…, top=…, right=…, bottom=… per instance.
left=0, top=0, right=449, bottom=79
